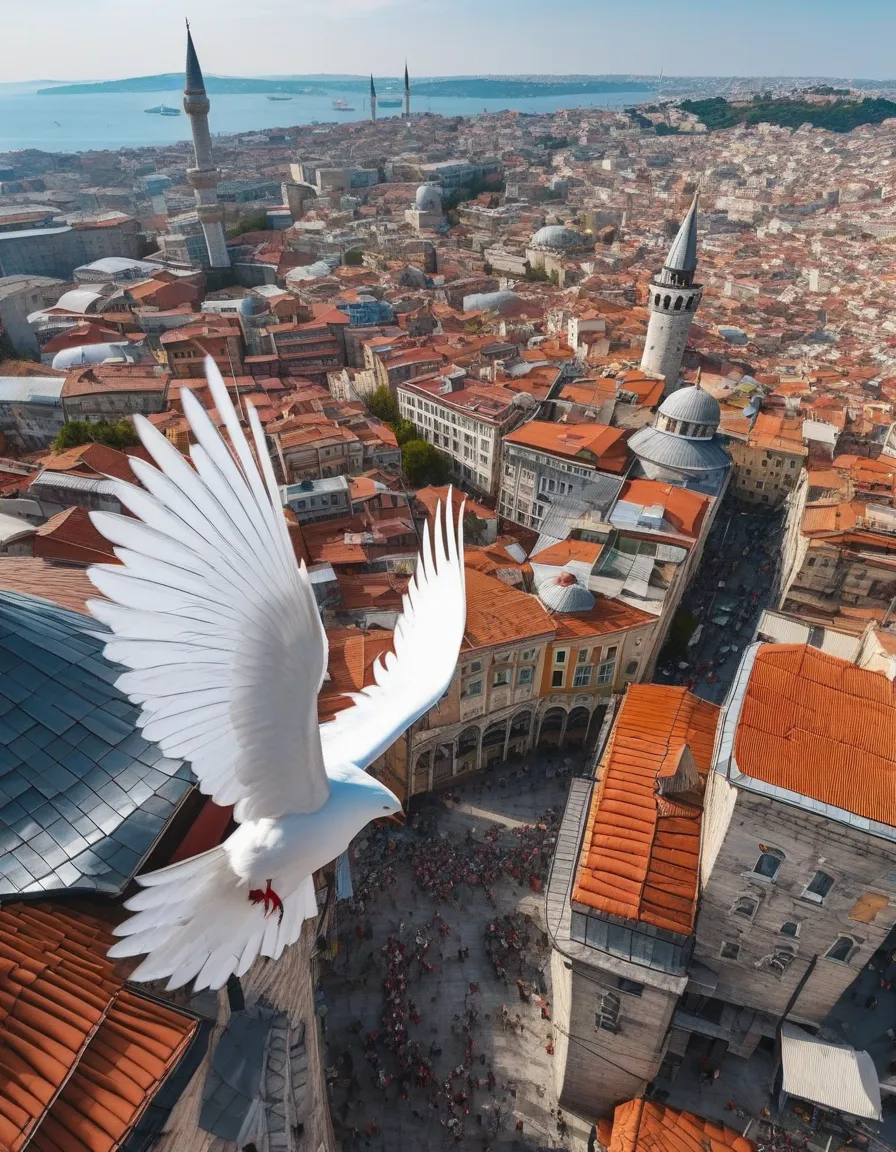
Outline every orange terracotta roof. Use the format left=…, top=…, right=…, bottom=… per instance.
left=463, top=568, right=553, bottom=651
left=607, top=1099, right=755, bottom=1152
left=503, top=420, right=628, bottom=471
left=33, top=507, right=117, bottom=566
left=37, top=442, right=148, bottom=484
left=0, top=558, right=95, bottom=614
left=734, top=644, right=896, bottom=824
left=802, top=501, right=861, bottom=535
left=0, top=903, right=196, bottom=1152
left=573, top=685, right=720, bottom=934
left=619, top=478, right=710, bottom=539
left=531, top=539, right=603, bottom=567
left=551, top=594, right=654, bottom=640
left=319, top=626, right=394, bottom=720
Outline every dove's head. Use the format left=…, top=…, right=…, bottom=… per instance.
left=334, top=764, right=403, bottom=835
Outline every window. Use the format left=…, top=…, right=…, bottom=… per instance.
left=616, top=978, right=643, bottom=997
left=462, top=679, right=482, bottom=698
left=521, top=649, right=536, bottom=661
left=551, top=670, right=564, bottom=688
left=789, top=459, right=797, bottom=469
left=596, top=660, right=615, bottom=686
left=826, top=936, right=857, bottom=963
left=719, top=941, right=740, bottom=961
left=755, top=481, right=764, bottom=490
left=765, top=945, right=796, bottom=975
left=807, top=557, right=816, bottom=567
left=554, top=650, right=567, bottom=665
left=573, top=665, right=593, bottom=688
left=596, top=991, right=620, bottom=1033
left=468, top=660, right=482, bottom=673
left=752, top=847, right=784, bottom=880
left=802, top=871, right=834, bottom=903
left=732, top=895, right=758, bottom=919
left=602, top=645, right=619, bottom=661
left=518, top=667, right=534, bottom=686
left=493, top=669, right=510, bottom=688
left=779, top=921, right=800, bottom=937
left=625, top=660, right=639, bottom=677
left=577, top=649, right=590, bottom=664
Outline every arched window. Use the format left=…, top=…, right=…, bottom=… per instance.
left=766, top=944, right=796, bottom=975
left=685, top=297, right=693, bottom=311
left=802, top=871, right=834, bottom=903
left=663, top=294, right=671, bottom=309
left=780, top=921, right=800, bottom=937
left=674, top=296, right=683, bottom=311
left=826, top=936, right=857, bottom=963
left=654, top=293, right=661, bottom=306
left=753, top=847, right=784, bottom=880
left=732, top=895, right=758, bottom=919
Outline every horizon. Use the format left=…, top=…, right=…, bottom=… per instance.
left=3, top=0, right=896, bottom=84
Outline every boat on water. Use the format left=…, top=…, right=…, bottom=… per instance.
left=267, top=95, right=293, bottom=102
left=145, top=104, right=181, bottom=116
left=332, top=99, right=355, bottom=112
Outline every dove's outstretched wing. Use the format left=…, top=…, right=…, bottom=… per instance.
left=320, top=494, right=466, bottom=771
left=86, top=357, right=329, bottom=823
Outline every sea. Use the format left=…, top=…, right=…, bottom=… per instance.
left=0, top=85, right=657, bottom=154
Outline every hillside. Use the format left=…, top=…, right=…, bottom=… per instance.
left=680, top=95, right=896, bottom=133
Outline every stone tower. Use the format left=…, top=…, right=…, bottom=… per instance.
left=183, top=24, right=230, bottom=269
left=404, top=61, right=411, bottom=119
left=640, top=191, right=701, bottom=395
left=370, top=74, right=377, bottom=122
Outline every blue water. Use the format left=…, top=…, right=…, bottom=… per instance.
left=0, top=86, right=657, bottom=153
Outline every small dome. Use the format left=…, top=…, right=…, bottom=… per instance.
left=659, top=384, right=721, bottom=428
left=531, top=225, right=582, bottom=250
left=415, top=184, right=442, bottom=211
left=286, top=260, right=334, bottom=283
left=537, top=571, right=596, bottom=614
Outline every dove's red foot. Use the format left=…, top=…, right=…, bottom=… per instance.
left=248, top=879, right=284, bottom=925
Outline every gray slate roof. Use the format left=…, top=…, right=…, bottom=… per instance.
left=628, top=425, right=731, bottom=473
left=0, top=590, right=192, bottom=896
left=665, top=191, right=699, bottom=274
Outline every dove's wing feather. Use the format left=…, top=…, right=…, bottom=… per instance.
left=87, top=357, right=329, bottom=822
left=319, top=494, right=466, bottom=771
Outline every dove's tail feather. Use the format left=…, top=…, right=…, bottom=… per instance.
left=107, top=845, right=317, bottom=991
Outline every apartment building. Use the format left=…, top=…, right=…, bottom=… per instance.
left=268, top=320, right=344, bottom=382
left=549, top=685, right=719, bottom=1116
left=499, top=420, right=629, bottom=530
left=396, top=371, right=525, bottom=498
left=160, top=320, right=245, bottom=380
left=0, top=376, right=66, bottom=451
left=728, top=412, right=807, bottom=507
left=61, top=365, right=171, bottom=420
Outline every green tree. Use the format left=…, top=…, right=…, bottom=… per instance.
left=463, top=512, right=489, bottom=545
left=525, top=265, right=550, bottom=283
left=401, top=440, right=449, bottom=486
left=226, top=210, right=269, bottom=238
left=365, top=386, right=399, bottom=425
left=53, top=419, right=139, bottom=452
left=392, top=418, right=418, bottom=446
left=343, top=248, right=364, bottom=266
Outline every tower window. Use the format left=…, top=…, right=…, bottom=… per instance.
left=685, top=297, right=693, bottom=310
left=654, top=293, right=660, bottom=306
left=663, top=294, right=671, bottom=309
left=674, top=296, right=683, bottom=311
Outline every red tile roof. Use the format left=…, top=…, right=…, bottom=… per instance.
left=504, top=419, right=628, bottom=471
left=734, top=644, right=896, bottom=823
left=606, top=1099, right=755, bottom=1152
left=619, top=479, right=711, bottom=540
left=551, top=594, right=654, bottom=640
left=0, top=559, right=96, bottom=614
left=463, top=568, right=553, bottom=651
left=0, top=903, right=196, bottom=1152
left=573, top=685, right=719, bottom=934
left=33, top=507, right=117, bottom=566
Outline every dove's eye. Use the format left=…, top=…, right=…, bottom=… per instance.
left=382, top=805, right=391, bottom=810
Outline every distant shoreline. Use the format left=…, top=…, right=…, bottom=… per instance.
left=39, top=75, right=653, bottom=99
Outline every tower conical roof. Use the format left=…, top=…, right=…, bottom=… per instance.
left=185, top=24, right=205, bottom=94
left=665, top=191, right=699, bottom=275
left=404, top=62, right=409, bottom=90
left=370, top=74, right=377, bottom=98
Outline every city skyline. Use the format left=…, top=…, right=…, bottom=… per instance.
left=3, top=0, right=896, bottom=84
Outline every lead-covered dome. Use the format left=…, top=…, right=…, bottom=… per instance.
left=537, top=570, right=595, bottom=613
left=659, top=384, right=721, bottom=428
left=531, top=225, right=582, bottom=250
left=415, top=184, right=442, bottom=211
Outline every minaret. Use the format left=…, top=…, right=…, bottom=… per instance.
left=183, top=23, right=230, bottom=269
left=370, top=74, right=377, bottom=123
left=404, top=61, right=411, bottom=119
left=640, top=191, right=702, bottom=395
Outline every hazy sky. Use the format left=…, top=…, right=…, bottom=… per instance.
left=4, top=0, right=895, bottom=83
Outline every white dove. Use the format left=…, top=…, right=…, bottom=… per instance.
left=86, top=356, right=466, bottom=991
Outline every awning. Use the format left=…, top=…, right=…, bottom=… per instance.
left=780, top=1023, right=882, bottom=1120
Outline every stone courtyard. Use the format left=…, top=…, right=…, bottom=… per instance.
left=320, top=751, right=595, bottom=1151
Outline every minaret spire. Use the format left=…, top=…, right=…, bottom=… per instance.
left=370, top=74, right=377, bottom=122
left=404, top=61, right=410, bottom=119
left=183, top=24, right=230, bottom=269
